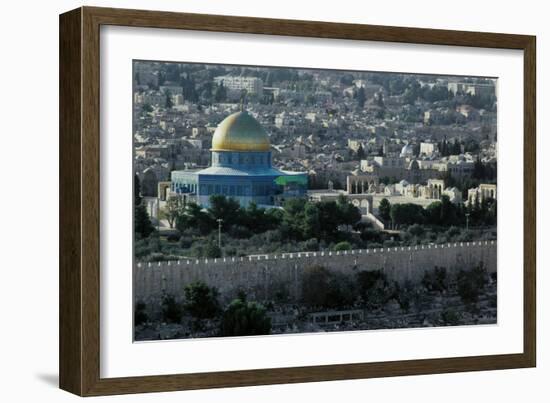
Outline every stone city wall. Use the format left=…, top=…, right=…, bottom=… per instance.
left=135, top=241, right=497, bottom=308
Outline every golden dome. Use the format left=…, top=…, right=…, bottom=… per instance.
left=211, top=111, right=270, bottom=152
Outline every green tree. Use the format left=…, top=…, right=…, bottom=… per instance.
left=141, top=103, right=153, bottom=113
left=472, top=156, right=486, bottom=179
left=281, top=198, right=308, bottom=240
left=159, top=196, right=185, bottom=229
left=183, top=281, right=221, bottom=320
left=337, top=194, right=362, bottom=227
left=403, top=87, right=417, bottom=105
left=134, top=176, right=154, bottom=240
left=317, top=201, right=343, bottom=240
left=457, top=262, right=489, bottom=304
left=134, top=301, right=148, bottom=326
left=394, top=280, right=418, bottom=312
left=134, top=174, right=142, bottom=205
left=407, top=223, right=425, bottom=237
left=356, top=269, right=394, bottom=310
left=355, top=144, right=366, bottom=160
left=164, top=90, right=173, bottom=109
left=301, top=265, right=357, bottom=309
left=161, top=294, right=183, bottom=324
left=301, top=265, right=332, bottom=307
left=390, top=203, right=425, bottom=227
left=208, top=195, right=242, bottom=227
left=220, top=294, right=271, bottom=337
left=441, top=308, right=461, bottom=326
left=356, top=86, right=366, bottom=108
left=425, top=200, right=442, bottom=226
left=242, top=201, right=281, bottom=233
left=214, top=82, right=227, bottom=102
left=334, top=241, right=352, bottom=251
left=204, top=242, right=222, bottom=258
left=176, top=202, right=215, bottom=235
left=421, top=266, right=449, bottom=293
left=303, top=203, right=321, bottom=239
left=378, top=198, right=391, bottom=221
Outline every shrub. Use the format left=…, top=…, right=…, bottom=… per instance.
left=183, top=281, right=221, bottom=320
left=441, top=308, right=460, bottom=325
left=356, top=269, right=394, bottom=309
left=204, top=243, right=222, bottom=258
left=456, top=229, right=474, bottom=242
left=161, top=294, right=183, bottom=324
left=179, top=234, right=194, bottom=249
left=134, top=239, right=152, bottom=259
left=303, top=238, right=320, bottom=251
left=301, top=265, right=357, bottom=309
left=334, top=241, right=352, bottom=251
left=272, top=282, right=290, bottom=303
left=229, top=225, right=253, bottom=239
left=445, top=226, right=461, bottom=238
left=457, top=262, right=489, bottom=304
left=134, top=301, right=148, bottom=326
left=325, top=272, right=358, bottom=308
left=395, top=280, right=418, bottom=312
left=220, top=294, right=271, bottom=337
left=143, top=252, right=180, bottom=262
left=360, top=228, right=383, bottom=243
left=166, top=232, right=181, bottom=242
left=421, top=266, right=448, bottom=293
left=407, top=224, right=425, bottom=237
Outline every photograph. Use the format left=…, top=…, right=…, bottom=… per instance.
left=132, top=61, right=498, bottom=341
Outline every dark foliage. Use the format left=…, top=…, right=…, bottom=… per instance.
left=301, top=265, right=358, bottom=309
left=183, top=281, right=221, bottom=320
left=421, top=266, right=449, bottom=293
left=161, top=294, right=183, bottom=324
left=457, top=262, right=489, bottom=304
left=220, top=294, right=271, bottom=337
left=355, top=269, right=395, bottom=310
left=134, top=301, right=148, bottom=326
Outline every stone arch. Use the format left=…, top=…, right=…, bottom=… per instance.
left=360, top=199, right=371, bottom=215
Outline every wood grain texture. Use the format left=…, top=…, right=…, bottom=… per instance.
left=523, top=37, right=536, bottom=367
left=59, top=6, right=537, bottom=396
left=59, top=8, right=83, bottom=396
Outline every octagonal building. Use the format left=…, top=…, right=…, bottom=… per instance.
left=170, top=111, right=307, bottom=208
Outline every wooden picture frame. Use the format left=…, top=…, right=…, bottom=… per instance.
left=59, top=6, right=536, bottom=396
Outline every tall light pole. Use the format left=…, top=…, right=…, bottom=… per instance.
left=465, top=212, right=470, bottom=231
left=216, top=218, right=223, bottom=250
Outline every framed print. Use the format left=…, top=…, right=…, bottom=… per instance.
left=59, top=6, right=536, bottom=396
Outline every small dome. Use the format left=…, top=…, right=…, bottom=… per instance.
left=212, top=111, right=270, bottom=152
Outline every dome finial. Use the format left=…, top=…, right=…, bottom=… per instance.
left=239, top=92, right=247, bottom=112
